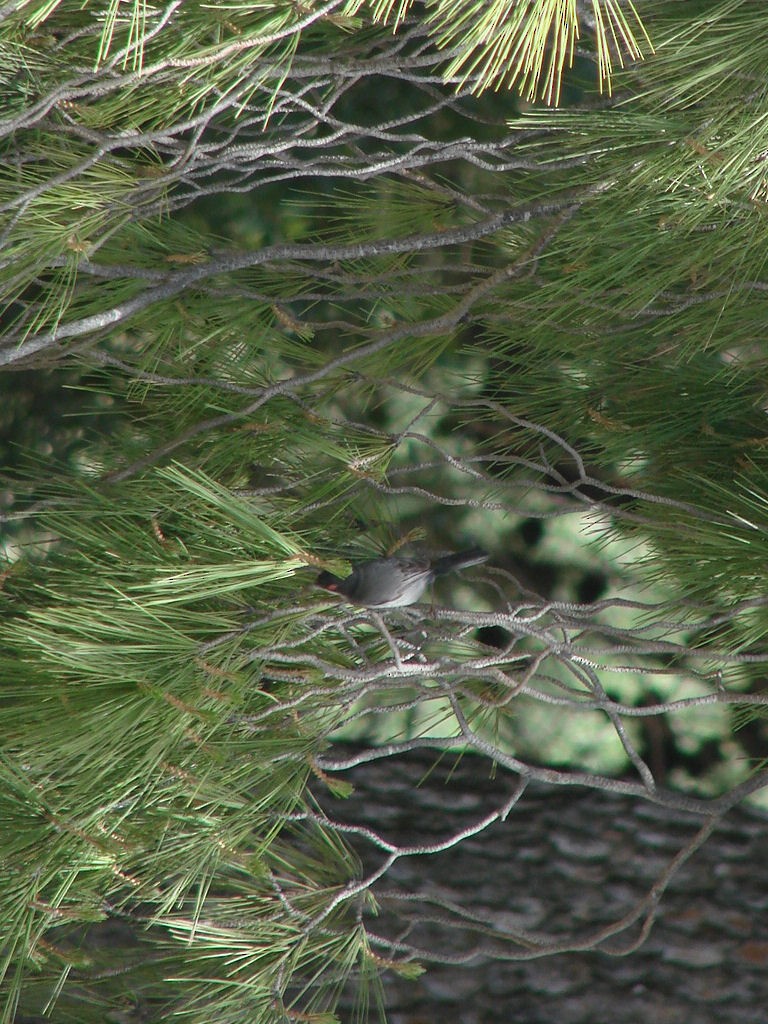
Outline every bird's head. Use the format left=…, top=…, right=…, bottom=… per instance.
left=316, top=570, right=343, bottom=593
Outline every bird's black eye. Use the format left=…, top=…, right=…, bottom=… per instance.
left=316, top=571, right=339, bottom=591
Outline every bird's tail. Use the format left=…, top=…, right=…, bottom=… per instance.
left=431, top=547, right=488, bottom=576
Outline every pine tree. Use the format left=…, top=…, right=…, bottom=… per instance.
left=1, top=1, right=768, bottom=1021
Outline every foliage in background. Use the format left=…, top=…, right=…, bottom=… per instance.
left=2, top=1, right=768, bottom=1021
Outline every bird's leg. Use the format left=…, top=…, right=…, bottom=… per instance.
left=370, top=611, right=427, bottom=666
left=370, top=611, right=407, bottom=669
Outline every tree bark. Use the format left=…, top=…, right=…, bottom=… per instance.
left=321, top=746, right=768, bottom=1024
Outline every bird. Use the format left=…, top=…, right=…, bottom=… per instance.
left=316, top=548, right=488, bottom=608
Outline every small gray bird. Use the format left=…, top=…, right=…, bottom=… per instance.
left=316, top=548, right=488, bottom=608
